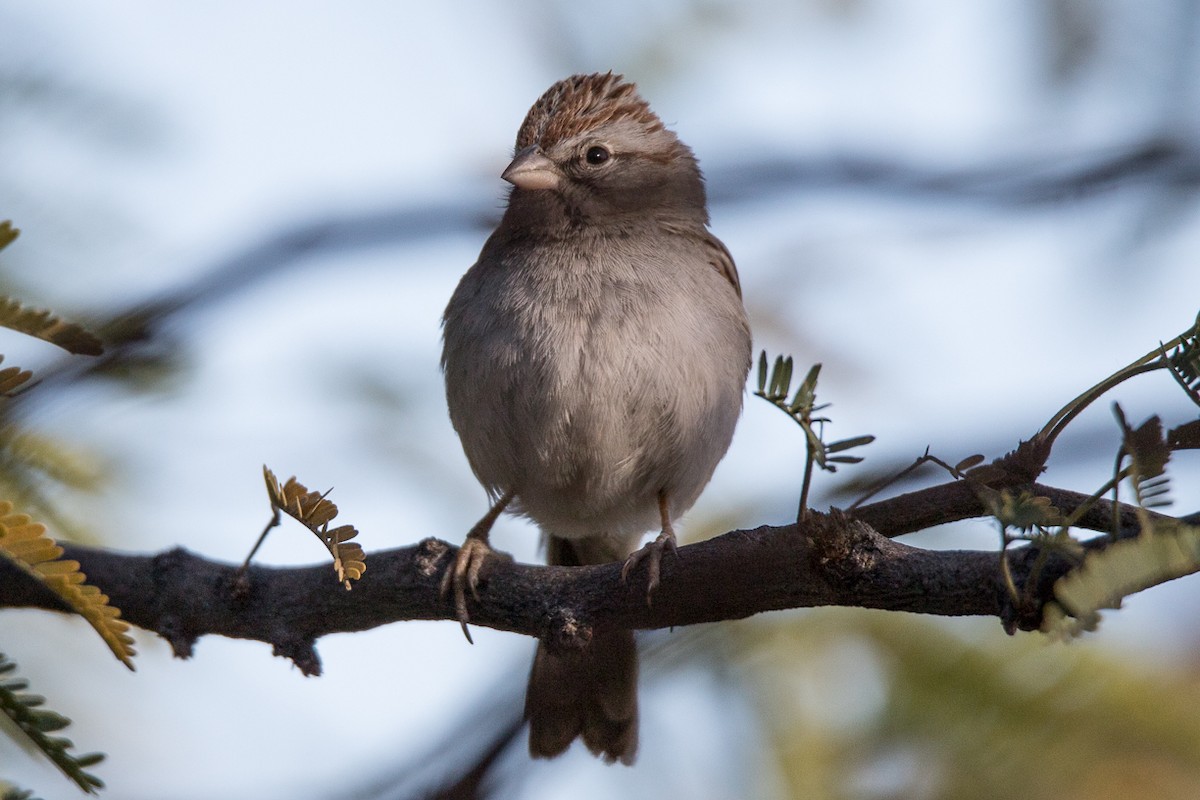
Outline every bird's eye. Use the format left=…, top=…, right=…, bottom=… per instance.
left=585, top=145, right=611, bottom=165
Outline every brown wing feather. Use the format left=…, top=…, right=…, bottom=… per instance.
left=659, top=221, right=743, bottom=299
left=703, top=230, right=743, bottom=299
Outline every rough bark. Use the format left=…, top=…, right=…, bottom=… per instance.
left=1, top=477, right=1173, bottom=676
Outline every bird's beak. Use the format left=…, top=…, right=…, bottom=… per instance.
left=502, top=146, right=562, bottom=191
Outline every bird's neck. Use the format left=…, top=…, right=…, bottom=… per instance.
left=501, top=190, right=708, bottom=239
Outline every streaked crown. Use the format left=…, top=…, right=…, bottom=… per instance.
left=514, top=72, right=665, bottom=151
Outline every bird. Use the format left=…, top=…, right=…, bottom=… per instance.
left=440, top=72, right=752, bottom=765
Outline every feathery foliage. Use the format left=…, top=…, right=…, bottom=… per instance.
left=256, top=466, right=366, bottom=589
left=0, top=501, right=136, bottom=668
left=0, top=221, right=106, bottom=540
left=930, top=312, right=1200, bottom=635
left=977, top=310, right=1200, bottom=638
left=754, top=353, right=874, bottom=522
left=1165, top=312, right=1200, bottom=407
left=758, top=310, right=1200, bottom=638
left=1045, top=520, right=1200, bottom=638
left=0, top=224, right=102, bottom=357
left=1041, top=399, right=1200, bottom=637
left=0, top=297, right=103, bottom=357
left=0, top=653, right=105, bottom=794
left=0, top=221, right=117, bottom=795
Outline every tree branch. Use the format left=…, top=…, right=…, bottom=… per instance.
left=5, top=474, right=1179, bottom=675
left=0, top=513, right=993, bottom=675
left=855, top=479, right=1159, bottom=540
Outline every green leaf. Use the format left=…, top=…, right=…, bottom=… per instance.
left=770, top=355, right=793, bottom=401
left=0, top=653, right=105, bottom=794
left=31, top=711, right=70, bottom=732
left=787, top=363, right=820, bottom=414
left=753, top=352, right=874, bottom=522
left=826, top=435, right=876, bottom=453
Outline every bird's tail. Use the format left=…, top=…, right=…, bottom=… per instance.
left=524, top=535, right=639, bottom=765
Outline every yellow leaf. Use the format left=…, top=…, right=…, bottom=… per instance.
left=0, top=500, right=136, bottom=669
left=0, top=296, right=103, bottom=356
left=262, top=466, right=367, bottom=589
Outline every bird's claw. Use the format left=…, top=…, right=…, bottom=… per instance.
left=621, top=530, right=677, bottom=604
left=440, top=536, right=494, bottom=644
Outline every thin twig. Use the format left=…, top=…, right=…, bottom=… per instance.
left=1035, top=314, right=1200, bottom=449
left=234, top=507, right=281, bottom=595
left=797, top=443, right=815, bottom=524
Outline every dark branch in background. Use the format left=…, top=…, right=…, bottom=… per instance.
left=0, top=473, right=1186, bottom=676
left=711, top=138, right=1200, bottom=206
left=11, top=135, right=1199, bottom=404
left=353, top=685, right=526, bottom=800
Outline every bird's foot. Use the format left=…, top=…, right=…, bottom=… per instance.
left=440, top=536, right=498, bottom=644
left=440, top=491, right=516, bottom=643
left=620, top=529, right=677, bottom=604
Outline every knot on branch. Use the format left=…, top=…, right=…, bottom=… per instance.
left=807, top=510, right=885, bottom=590
left=151, top=546, right=196, bottom=583
left=541, top=607, right=593, bottom=654
left=272, top=636, right=322, bottom=676
left=413, top=537, right=450, bottom=578
left=155, top=616, right=197, bottom=659
left=151, top=547, right=203, bottom=658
